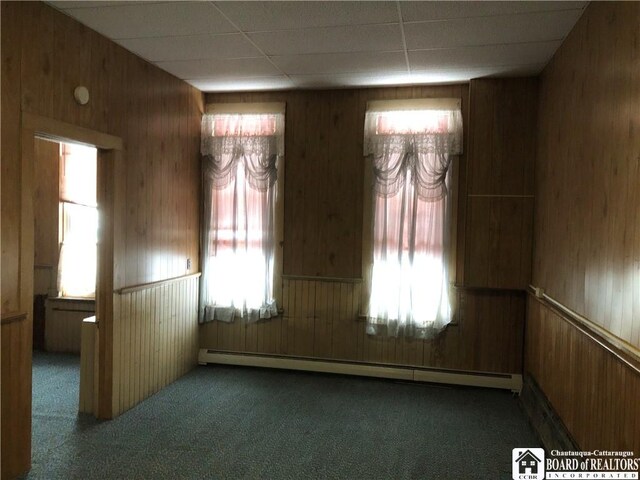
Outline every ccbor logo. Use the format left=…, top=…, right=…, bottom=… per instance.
left=513, top=448, right=545, bottom=480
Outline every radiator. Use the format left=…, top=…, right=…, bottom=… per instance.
left=198, top=350, right=523, bottom=392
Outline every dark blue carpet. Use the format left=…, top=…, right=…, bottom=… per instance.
left=25, top=352, right=539, bottom=479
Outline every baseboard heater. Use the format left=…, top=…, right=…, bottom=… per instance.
left=198, top=350, right=523, bottom=393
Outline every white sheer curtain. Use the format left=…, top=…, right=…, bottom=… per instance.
left=364, top=101, right=463, bottom=338
left=200, top=112, right=284, bottom=323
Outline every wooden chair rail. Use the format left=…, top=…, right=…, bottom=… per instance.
left=527, top=286, right=640, bottom=376
left=116, top=272, right=201, bottom=295
left=1, top=311, right=27, bottom=325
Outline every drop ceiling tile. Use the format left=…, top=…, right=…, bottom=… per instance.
left=156, top=57, right=282, bottom=80
left=215, top=1, right=398, bottom=32
left=271, top=51, right=406, bottom=75
left=249, top=23, right=402, bottom=55
left=410, top=64, right=546, bottom=81
left=400, top=1, right=587, bottom=22
left=409, top=40, right=562, bottom=70
left=188, top=76, right=295, bottom=92
left=404, top=10, right=584, bottom=49
left=289, top=62, right=546, bottom=90
left=118, top=33, right=261, bottom=62
left=63, top=2, right=236, bottom=40
left=290, top=72, right=415, bottom=89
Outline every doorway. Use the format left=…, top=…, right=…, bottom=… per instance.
left=33, top=140, right=98, bottom=351
left=22, top=111, right=124, bottom=415
left=31, top=138, right=99, bottom=465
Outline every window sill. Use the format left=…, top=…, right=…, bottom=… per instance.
left=50, top=296, right=96, bottom=303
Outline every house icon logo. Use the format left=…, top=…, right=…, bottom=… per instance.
left=512, top=448, right=545, bottom=480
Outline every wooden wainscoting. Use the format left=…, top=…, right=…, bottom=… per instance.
left=111, top=274, right=200, bottom=416
left=44, top=298, right=95, bottom=354
left=525, top=294, right=640, bottom=451
left=200, top=278, right=525, bottom=375
left=1, top=313, right=32, bottom=480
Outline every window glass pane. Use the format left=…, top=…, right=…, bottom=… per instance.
left=59, top=143, right=97, bottom=207
left=212, top=114, right=277, bottom=137
left=62, top=202, right=98, bottom=245
left=59, top=202, right=97, bottom=298
left=375, top=110, right=449, bottom=134
left=208, top=163, right=270, bottom=309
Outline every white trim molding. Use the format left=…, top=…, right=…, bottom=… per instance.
left=366, top=98, right=461, bottom=112
left=198, top=350, right=523, bottom=393
left=205, top=102, right=286, bottom=115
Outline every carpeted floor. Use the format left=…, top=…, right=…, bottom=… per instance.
left=26, top=352, right=539, bottom=479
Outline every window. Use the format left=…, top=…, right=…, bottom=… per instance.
left=362, top=99, right=463, bottom=338
left=58, top=142, right=98, bottom=298
left=200, top=103, right=285, bottom=323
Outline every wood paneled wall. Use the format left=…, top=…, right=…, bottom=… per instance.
left=33, top=138, right=60, bottom=272
left=533, top=2, right=640, bottom=349
left=528, top=1, right=640, bottom=451
left=203, top=81, right=534, bottom=374
left=464, top=78, right=537, bottom=289
left=0, top=317, right=31, bottom=479
left=1, top=2, right=202, bottom=477
left=201, top=278, right=525, bottom=375
left=112, top=276, right=199, bottom=416
left=526, top=297, right=640, bottom=451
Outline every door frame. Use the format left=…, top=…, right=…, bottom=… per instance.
left=21, top=112, right=124, bottom=419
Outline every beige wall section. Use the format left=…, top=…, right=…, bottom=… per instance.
left=528, top=1, right=640, bottom=450
left=1, top=2, right=202, bottom=477
left=112, top=276, right=199, bottom=416
left=533, top=1, right=640, bottom=349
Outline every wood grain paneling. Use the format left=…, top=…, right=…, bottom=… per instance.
left=0, top=318, right=32, bottom=480
left=463, top=78, right=537, bottom=290
left=526, top=297, right=640, bottom=451
left=465, top=196, right=534, bottom=289
left=112, top=275, right=199, bottom=416
left=200, top=280, right=525, bottom=374
left=33, top=138, right=60, bottom=268
left=1, top=2, right=202, bottom=477
left=467, top=78, right=537, bottom=197
left=533, top=2, right=640, bottom=349
left=1, top=0, right=23, bottom=315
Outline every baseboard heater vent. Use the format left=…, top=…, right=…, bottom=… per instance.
left=198, top=350, right=522, bottom=393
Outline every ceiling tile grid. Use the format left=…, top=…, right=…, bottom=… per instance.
left=47, top=0, right=588, bottom=91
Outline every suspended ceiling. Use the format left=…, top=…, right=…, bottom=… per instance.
left=47, top=1, right=588, bottom=92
